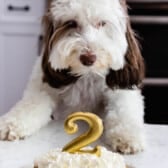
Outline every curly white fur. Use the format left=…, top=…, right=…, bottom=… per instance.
left=0, top=0, right=145, bottom=154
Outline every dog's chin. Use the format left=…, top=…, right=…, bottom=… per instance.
left=69, top=64, right=108, bottom=78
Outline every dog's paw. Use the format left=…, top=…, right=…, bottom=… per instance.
left=105, top=129, right=145, bottom=154
left=0, top=117, right=25, bottom=141
left=109, top=136, right=144, bottom=154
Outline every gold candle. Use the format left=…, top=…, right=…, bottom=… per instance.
left=62, top=112, right=103, bottom=157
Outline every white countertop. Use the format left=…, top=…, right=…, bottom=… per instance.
left=0, top=121, right=168, bottom=168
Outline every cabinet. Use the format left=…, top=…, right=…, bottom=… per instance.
left=128, top=1, right=168, bottom=124
left=0, top=0, right=46, bottom=115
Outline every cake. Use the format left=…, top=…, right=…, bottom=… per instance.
left=34, top=112, right=126, bottom=168
left=34, top=146, right=126, bottom=168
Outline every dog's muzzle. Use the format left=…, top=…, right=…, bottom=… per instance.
left=80, top=53, right=96, bottom=66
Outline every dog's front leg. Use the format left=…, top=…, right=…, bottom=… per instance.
left=0, top=88, right=55, bottom=141
left=104, top=89, right=146, bottom=154
left=0, top=62, right=55, bottom=141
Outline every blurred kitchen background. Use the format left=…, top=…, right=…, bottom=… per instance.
left=127, top=0, right=168, bottom=124
left=0, top=0, right=46, bottom=117
left=0, top=0, right=168, bottom=124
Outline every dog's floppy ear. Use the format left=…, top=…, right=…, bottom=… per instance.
left=41, top=13, right=54, bottom=66
left=41, top=12, right=79, bottom=89
left=106, top=21, right=145, bottom=89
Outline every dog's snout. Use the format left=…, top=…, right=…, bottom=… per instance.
left=80, top=53, right=96, bottom=66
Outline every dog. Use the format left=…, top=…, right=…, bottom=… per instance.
left=0, top=0, right=145, bottom=154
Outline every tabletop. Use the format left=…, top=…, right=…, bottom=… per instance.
left=0, top=120, right=168, bottom=168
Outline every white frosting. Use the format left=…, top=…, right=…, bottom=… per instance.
left=34, top=147, right=126, bottom=168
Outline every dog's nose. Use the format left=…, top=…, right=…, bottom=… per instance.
left=80, top=53, right=96, bottom=66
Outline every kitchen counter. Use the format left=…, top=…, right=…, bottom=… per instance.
left=0, top=120, right=168, bottom=168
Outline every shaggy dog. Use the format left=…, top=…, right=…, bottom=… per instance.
left=0, top=0, right=145, bottom=154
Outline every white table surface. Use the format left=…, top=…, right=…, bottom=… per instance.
left=0, top=120, right=168, bottom=168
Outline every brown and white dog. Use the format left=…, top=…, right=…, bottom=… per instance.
left=0, top=0, right=145, bottom=154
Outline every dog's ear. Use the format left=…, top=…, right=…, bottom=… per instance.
left=41, top=13, right=54, bottom=65
left=41, top=12, right=54, bottom=82
left=106, top=21, right=145, bottom=89
left=41, top=13, right=80, bottom=89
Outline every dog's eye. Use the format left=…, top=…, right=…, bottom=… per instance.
left=97, top=21, right=106, bottom=28
left=64, top=20, right=78, bottom=28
